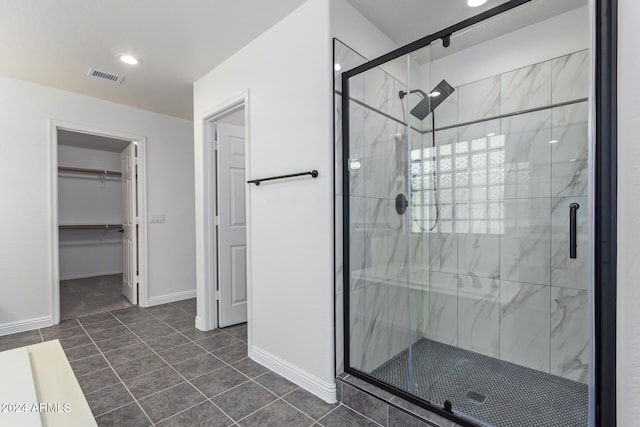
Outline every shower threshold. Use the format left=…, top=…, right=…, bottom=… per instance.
left=368, top=338, right=588, bottom=427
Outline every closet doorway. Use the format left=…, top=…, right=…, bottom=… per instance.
left=198, top=94, right=250, bottom=333
left=51, top=123, right=148, bottom=323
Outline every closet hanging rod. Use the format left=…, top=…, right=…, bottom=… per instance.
left=58, top=166, right=122, bottom=176
left=59, top=224, right=123, bottom=230
left=247, top=170, right=319, bottom=186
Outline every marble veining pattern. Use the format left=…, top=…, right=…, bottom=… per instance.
left=458, top=76, right=501, bottom=123
left=349, top=196, right=366, bottom=290
left=363, top=110, right=388, bottom=199
left=550, top=287, right=589, bottom=383
left=458, top=233, right=500, bottom=279
left=500, top=198, right=551, bottom=286
left=429, top=272, right=458, bottom=346
left=551, top=50, right=589, bottom=104
left=499, top=280, right=551, bottom=372
left=458, top=275, right=500, bottom=357
left=500, top=61, right=552, bottom=114
left=502, top=109, right=552, bottom=199
left=551, top=102, right=589, bottom=197
left=362, top=282, right=389, bottom=372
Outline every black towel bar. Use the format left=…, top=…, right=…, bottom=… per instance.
left=247, top=170, right=319, bottom=186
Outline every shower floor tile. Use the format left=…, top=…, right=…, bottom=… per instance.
left=370, top=338, right=588, bottom=427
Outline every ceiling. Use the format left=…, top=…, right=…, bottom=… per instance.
left=0, top=0, right=307, bottom=120
left=345, top=0, right=587, bottom=48
left=0, top=0, right=586, bottom=122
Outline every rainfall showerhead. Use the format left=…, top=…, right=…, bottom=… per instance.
left=400, top=80, right=455, bottom=121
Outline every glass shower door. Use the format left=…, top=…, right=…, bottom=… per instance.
left=345, top=48, right=426, bottom=397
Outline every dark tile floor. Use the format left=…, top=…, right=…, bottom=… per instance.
left=0, top=299, right=379, bottom=426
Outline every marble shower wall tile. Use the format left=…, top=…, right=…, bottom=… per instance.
left=362, top=282, right=390, bottom=372
left=387, top=119, right=408, bottom=200
left=457, top=233, right=500, bottom=279
left=349, top=286, right=366, bottom=371
left=551, top=102, right=589, bottom=197
left=551, top=196, right=589, bottom=290
left=411, top=232, right=429, bottom=273
left=335, top=194, right=343, bottom=295
left=552, top=50, right=589, bottom=104
left=502, top=109, right=552, bottom=199
left=335, top=94, right=343, bottom=196
left=500, top=61, right=551, bottom=114
left=388, top=282, right=411, bottom=359
left=429, top=272, right=458, bottom=346
left=458, top=275, right=500, bottom=357
left=364, top=66, right=389, bottom=114
left=458, top=76, right=501, bottom=124
left=410, top=277, right=428, bottom=346
left=386, top=199, right=409, bottom=281
left=500, top=198, right=551, bottom=286
left=363, top=110, right=388, bottom=199
left=434, top=89, right=458, bottom=129
left=348, top=102, right=365, bottom=197
left=550, top=287, right=589, bottom=383
left=349, top=196, right=366, bottom=290
left=388, top=77, right=407, bottom=123
left=364, top=197, right=389, bottom=282
left=429, top=233, right=457, bottom=274
left=499, top=280, right=551, bottom=372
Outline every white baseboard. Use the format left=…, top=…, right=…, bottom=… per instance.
left=195, top=316, right=205, bottom=331
left=148, top=290, right=196, bottom=306
left=59, top=271, right=123, bottom=281
left=250, top=345, right=337, bottom=403
left=0, top=316, right=52, bottom=337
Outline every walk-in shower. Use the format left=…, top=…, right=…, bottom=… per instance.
left=337, top=1, right=596, bottom=426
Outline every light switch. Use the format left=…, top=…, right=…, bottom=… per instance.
left=149, top=213, right=165, bottom=223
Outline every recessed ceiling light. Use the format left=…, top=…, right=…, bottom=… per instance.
left=549, top=140, right=559, bottom=144
left=428, top=91, right=441, bottom=97
left=334, top=63, right=342, bottom=71
left=487, top=133, right=496, bottom=137
left=467, top=0, right=488, bottom=7
left=119, top=55, right=139, bottom=65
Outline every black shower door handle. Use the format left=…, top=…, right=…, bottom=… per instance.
left=569, top=203, right=580, bottom=259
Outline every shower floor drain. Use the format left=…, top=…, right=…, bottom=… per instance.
left=466, top=390, right=486, bottom=404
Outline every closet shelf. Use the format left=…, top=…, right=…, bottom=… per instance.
left=59, top=224, right=123, bottom=230
left=58, top=166, right=122, bottom=176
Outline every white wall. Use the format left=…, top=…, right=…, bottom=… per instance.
left=194, top=0, right=335, bottom=402
left=330, top=0, right=397, bottom=61
left=428, top=6, right=590, bottom=89
left=58, top=145, right=123, bottom=280
left=0, top=75, right=195, bottom=333
left=617, top=0, right=640, bottom=424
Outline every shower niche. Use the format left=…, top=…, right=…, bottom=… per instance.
left=337, top=1, right=592, bottom=426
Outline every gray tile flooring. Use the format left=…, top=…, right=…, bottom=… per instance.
left=0, top=299, right=381, bottom=427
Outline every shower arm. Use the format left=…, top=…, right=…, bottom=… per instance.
left=398, top=89, right=429, bottom=100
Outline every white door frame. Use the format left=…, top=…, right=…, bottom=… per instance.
left=195, top=91, right=252, bottom=338
left=49, top=120, right=149, bottom=325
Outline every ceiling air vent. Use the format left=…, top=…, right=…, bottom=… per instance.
left=87, top=68, right=124, bottom=84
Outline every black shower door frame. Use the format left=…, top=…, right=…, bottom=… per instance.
left=340, top=0, right=617, bottom=426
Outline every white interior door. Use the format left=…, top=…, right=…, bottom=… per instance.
left=217, top=123, right=247, bottom=327
left=121, top=142, right=138, bottom=304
